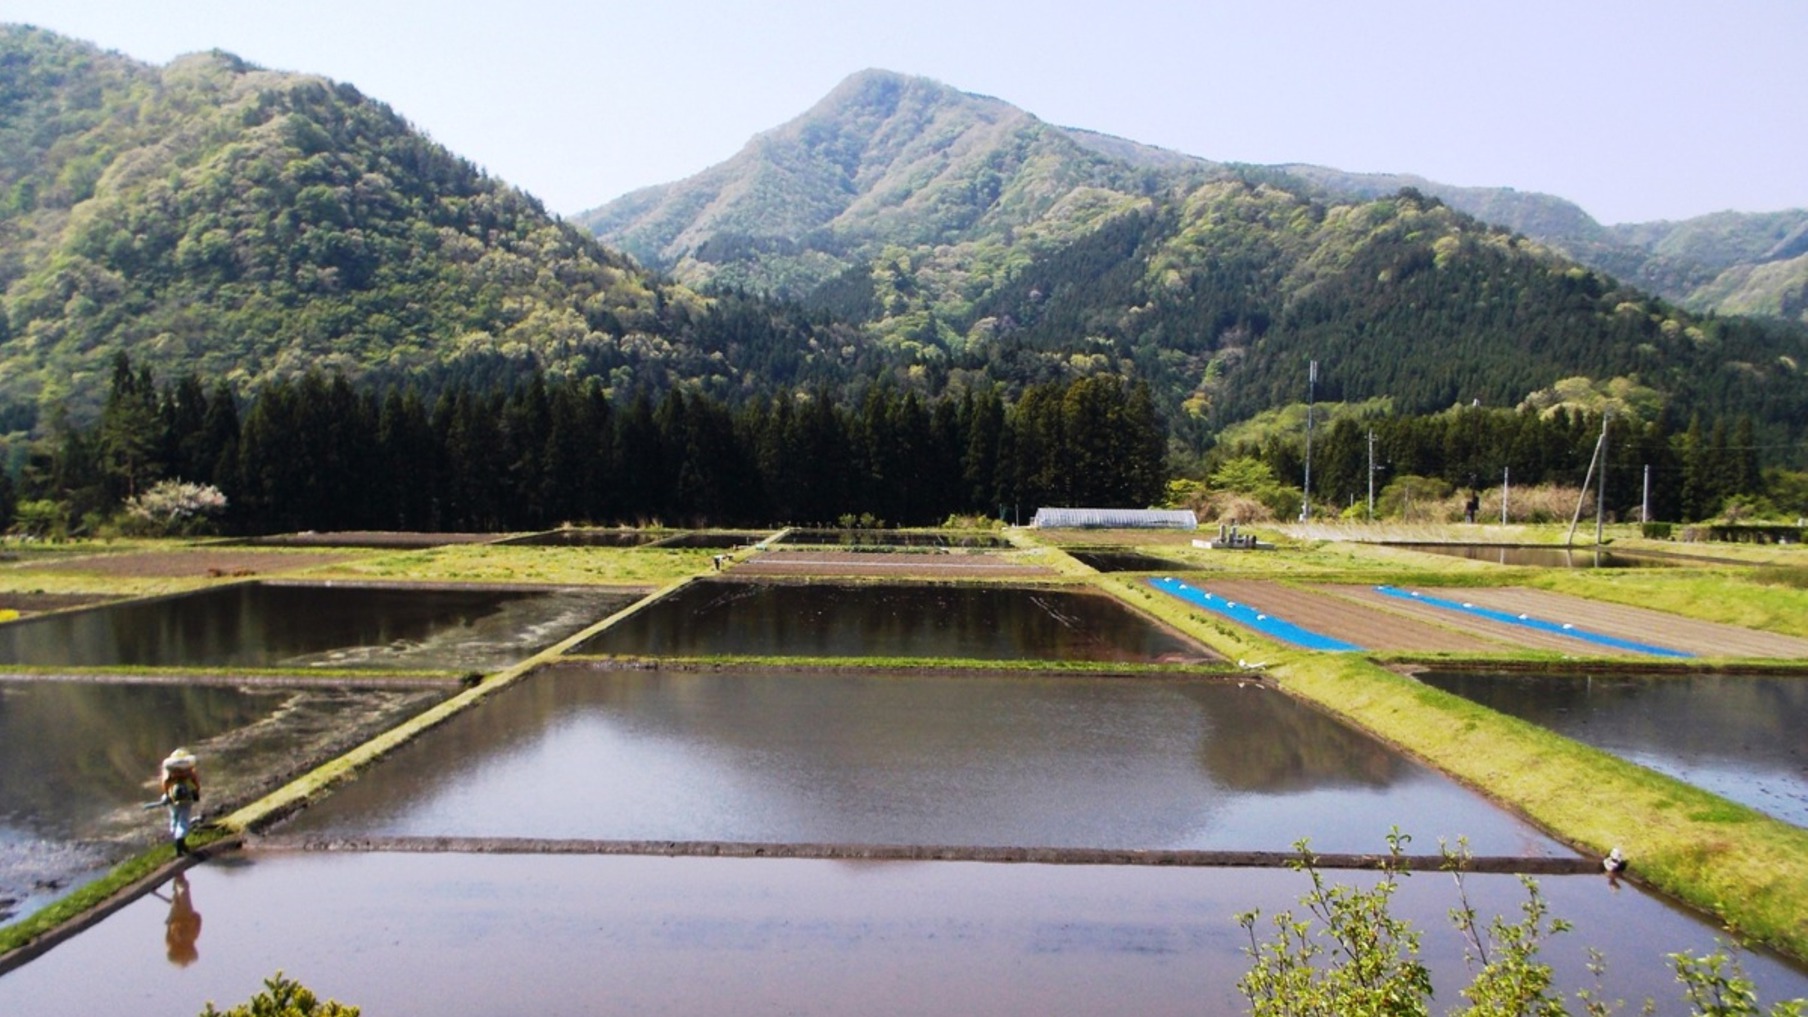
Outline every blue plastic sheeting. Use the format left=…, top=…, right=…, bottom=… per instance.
left=1148, top=577, right=1362, bottom=651
left=1372, top=586, right=1693, bottom=659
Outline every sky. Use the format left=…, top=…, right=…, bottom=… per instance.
left=7, top=0, right=1806, bottom=225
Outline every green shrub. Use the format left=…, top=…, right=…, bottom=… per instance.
left=199, top=972, right=359, bottom=1016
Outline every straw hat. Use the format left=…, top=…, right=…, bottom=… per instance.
left=162, top=748, right=197, bottom=771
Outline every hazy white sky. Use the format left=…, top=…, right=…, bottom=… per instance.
left=8, top=0, right=1805, bottom=224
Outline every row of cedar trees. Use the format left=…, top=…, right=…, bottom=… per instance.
left=4, top=354, right=1776, bottom=535
left=10, top=356, right=1168, bottom=534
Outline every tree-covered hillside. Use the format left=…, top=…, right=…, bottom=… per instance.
left=583, top=71, right=1808, bottom=458
left=1281, top=165, right=1808, bottom=325
left=0, top=27, right=880, bottom=426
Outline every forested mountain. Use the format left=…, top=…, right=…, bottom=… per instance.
left=580, top=70, right=1808, bottom=453
left=576, top=69, right=1214, bottom=297
left=0, top=26, right=885, bottom=428
left=1271, top=166, right=1808, bottom=325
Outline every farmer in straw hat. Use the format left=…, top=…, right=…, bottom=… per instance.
left=146, top=748, right=202, bottom=854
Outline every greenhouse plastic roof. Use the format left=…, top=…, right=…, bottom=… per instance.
left=1029, top=508, right=1197, bottom=529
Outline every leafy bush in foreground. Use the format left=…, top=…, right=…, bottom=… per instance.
left=1237, top=832, right=1805, bottom=1016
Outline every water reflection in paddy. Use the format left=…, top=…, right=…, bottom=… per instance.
left=1066, top=548, right=1190, bottom=572
left=492, top=529, right=656, bottom=547
left=576, top=581, right=1208, bottom=662
left=0, top=679, right=448, bottom=922
left=283, top=667, right=1563, bottom=855
left=0, top=584, right=636, bottom=671
left=1419, top=671, right=1808, bottom=827
left=2, top=853, right=1802, bottom=1017
left=1384, top=543, right=1675, bottom=568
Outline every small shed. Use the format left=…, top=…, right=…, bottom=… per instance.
left=1030, top=508, right=1197, bottom=530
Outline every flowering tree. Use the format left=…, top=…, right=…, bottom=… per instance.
left=123, top=479, right=228, bottom=536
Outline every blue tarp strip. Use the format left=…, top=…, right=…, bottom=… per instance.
left=1372, top=585, right=1693, bottom=658
left=1149, top=577, right=1363, bottom=651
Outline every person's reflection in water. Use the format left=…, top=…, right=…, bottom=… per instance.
left=151, top=872, right=202, bottom=967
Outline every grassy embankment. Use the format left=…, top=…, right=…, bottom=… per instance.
left=1091, top=550, right=1808, bottom=965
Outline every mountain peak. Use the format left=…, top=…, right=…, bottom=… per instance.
left=574, top=68, right=1169, bottom=292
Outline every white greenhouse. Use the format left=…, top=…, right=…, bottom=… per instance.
left=1028, top=508, right=1197, bottom=530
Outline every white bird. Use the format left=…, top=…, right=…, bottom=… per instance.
left=1604, top=847, right=1627, bottom=874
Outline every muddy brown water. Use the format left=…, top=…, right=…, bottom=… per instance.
left=1, top=853, right=1803, bottom=1016
left=0, top=679, right=448, bottom=923
left=1418, top=670, right=1808, bottom=827
left=279, top=666, right=1564, bottom=856
left=0, top=584, right=637, bottom=671
left=575, top=581, right=1210, bottom=662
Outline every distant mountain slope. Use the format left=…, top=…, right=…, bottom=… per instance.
left=1277, top=165, right=1808, bottom=326
left=0, top=26, right=871, bottom=422
left=578, top=70, right=1808, bottom=441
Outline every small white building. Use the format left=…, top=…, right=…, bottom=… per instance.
left=1029, top=508, right=1197, bottom=530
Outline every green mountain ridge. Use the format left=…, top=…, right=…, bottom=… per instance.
left=578, top=69, right=1808, bottom=445
left=1254, top=167, right=1808, bottom=327
left=0, top=26, right=880, bottom=424
left=3, top=32, right=1803, bottom=464
left=582, top=71, right=1808, bottom=331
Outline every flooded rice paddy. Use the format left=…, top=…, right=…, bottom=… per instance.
left=3, top=853, right=1804, bottom=1017
left=279, top=666, right=1562, bottom=854
left=1384, top=543, right=1677, bottom=568
left=575, top=581, right=1207, bottom=661
left=0, top=583, right=636, bottom=671
left=0, top=679, right=448, bottom=923
left=643, top=531, right=773, bottom=549
left=1066, top=548, right=1190, bottom=572
left=6, top=540, right=1808, bottom=1011
left=492, top=529, right=658, bottom=547
left=1418, top=670, right=1808, bottom=827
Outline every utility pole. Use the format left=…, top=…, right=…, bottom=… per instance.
left=1367, top=427, right=1376, bottom=522
left=1302, top=359, right=1317, bottom=521
left=1569, top=408, right=1612, bottom=546
left=1642, top=464, right=1651, bottom=524
left=1501, top=467, right=1509, bottom=525
left=1596, top=412, right=1610, bottom=545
